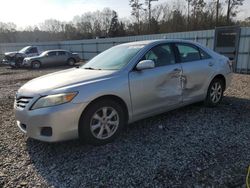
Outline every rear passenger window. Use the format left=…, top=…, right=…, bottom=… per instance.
left=176, top=44, right=201, bottom=62
left=58, top=51, right=66, bottom=55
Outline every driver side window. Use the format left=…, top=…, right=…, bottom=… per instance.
left=143, top=44, right=175, bottom=67
left=47, top=51, right=57, bottom=56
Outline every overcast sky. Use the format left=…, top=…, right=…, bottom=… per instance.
left=0, top=0, right=249, bottom=29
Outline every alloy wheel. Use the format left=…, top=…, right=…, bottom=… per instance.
left=210, top=82, right=222, bottom=103
left=68, top=59, right=75, bottom=66
left=33, top=62, right=40, bottom=69
left=90, top=107, right=119, bottom=140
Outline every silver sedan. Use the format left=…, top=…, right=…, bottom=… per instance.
left=22, top=50, right=80, bottom=69
left=14, top=39, right=232, bottom=145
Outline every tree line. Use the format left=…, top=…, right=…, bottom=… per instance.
left=0, top=0, right=248, bottom=43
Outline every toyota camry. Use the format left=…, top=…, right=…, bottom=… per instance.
left=14, top=39, right=232, bottom=145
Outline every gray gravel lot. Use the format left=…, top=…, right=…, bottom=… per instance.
left=0, top=66, right=249, bottom=187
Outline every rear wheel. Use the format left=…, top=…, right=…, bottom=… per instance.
left=79, top=99, right=125, bottom=145
left=31, top=61, right=41, bottom=69
left=205, top=78, right=224, bottom=106
left=67, top=58, right=76, bottom=66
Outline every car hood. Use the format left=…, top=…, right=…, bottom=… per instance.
left=18, top=68, right=116, bottom=96
left=4, top=51, right=18, bottom=57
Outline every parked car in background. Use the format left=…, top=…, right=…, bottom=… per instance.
left=2, top=46, right=39, bottom=68
left=14, top=39, right=232, bottom=145
left=22, top=50, right=81, bottom=69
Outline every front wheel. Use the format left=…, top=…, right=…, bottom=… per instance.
left=205, top=78, right=224, bottom=106
left=79, top=99, right=125, bottom=145
left=31, top=61, right=41, bottom=69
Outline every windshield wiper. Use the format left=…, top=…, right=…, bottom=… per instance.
left=84, top=67, right=102, bottom=70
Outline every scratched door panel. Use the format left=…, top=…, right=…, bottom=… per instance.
left=175, top=43, right=216, bottom=102
left=129, top=64, right=182, bottom=118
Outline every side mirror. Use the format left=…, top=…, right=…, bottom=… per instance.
left=45, top=54, right=49, bottom=57
left=136, top=60, right=155, bottom=71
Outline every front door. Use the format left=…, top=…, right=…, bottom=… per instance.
left=45, top=51, right=58, bottom=66
left=129, top=44, right=182, bottom=119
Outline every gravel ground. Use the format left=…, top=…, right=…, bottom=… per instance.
left=0, top=66, right=249, bottom=188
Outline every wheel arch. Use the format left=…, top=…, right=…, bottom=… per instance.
left=78, top=94, right=129, bottom=127
left=31, top=60, right=42, bottom=66
left=67, top=57, right=76, bottom=62
left=211, top=74, right=226, bottom=90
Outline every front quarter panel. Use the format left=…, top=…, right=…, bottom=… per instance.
left=53, top=72, right=133, bottom=121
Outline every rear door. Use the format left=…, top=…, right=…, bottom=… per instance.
left=57, top=51, right=68, bottom=65
left=129, top=43, right=183, bottom=119
left=175, top=43, right=215, bottom=102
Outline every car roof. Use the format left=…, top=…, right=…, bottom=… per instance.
left=43, top=49, right=69, bottom=53
left=120, top=39, right=201, bottom=47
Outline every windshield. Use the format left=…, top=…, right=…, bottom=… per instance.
left=19, top=46, right=31, bottom=53
left=40, top=51, right=48, bottom=56
left=82, top=44, right=144, bottom=70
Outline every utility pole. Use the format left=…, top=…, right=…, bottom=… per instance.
left=187, top=0, right=191, bottom=30
left=226, top=0, right=231, bottom=24
left=146, top=0, right=158, bottom=33
left=216, top=0, right=219, bottom=26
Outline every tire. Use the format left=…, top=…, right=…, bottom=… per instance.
left=79, top=99, right=125, bottom=145
left=205, top=78, right=224, bottom=107
left=31, top=61, right=41, bottom=69
left=67, top=58, right=76, bottom=66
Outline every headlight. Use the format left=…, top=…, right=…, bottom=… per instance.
left=31, top=92, right=78, bottom=110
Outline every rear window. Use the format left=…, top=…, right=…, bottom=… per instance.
left=176, top=44, right=201, bottom=62
left=58, top=51, right=66, bottom=55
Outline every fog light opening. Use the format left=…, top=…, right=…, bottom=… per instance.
left=21, top=123, right=27, bottom=130
left=41, top=127, right=52, bottom=137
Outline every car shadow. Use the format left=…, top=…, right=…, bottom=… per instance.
left=26, top=96, right=250, bottom=187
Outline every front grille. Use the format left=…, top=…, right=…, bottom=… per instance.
left=15, top=97, right=33, bottom=109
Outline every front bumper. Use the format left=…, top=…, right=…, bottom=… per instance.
left=2, top=59, right=16, bottom=66
left=14, top=99, right=88, bottom=142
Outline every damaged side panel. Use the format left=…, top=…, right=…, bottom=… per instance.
left=129, top=64, right=183, bottom=118
left=181, top=59, right=216, bottom=101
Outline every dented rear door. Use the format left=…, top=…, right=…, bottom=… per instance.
left=175, top=43, right=215, bottom=102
